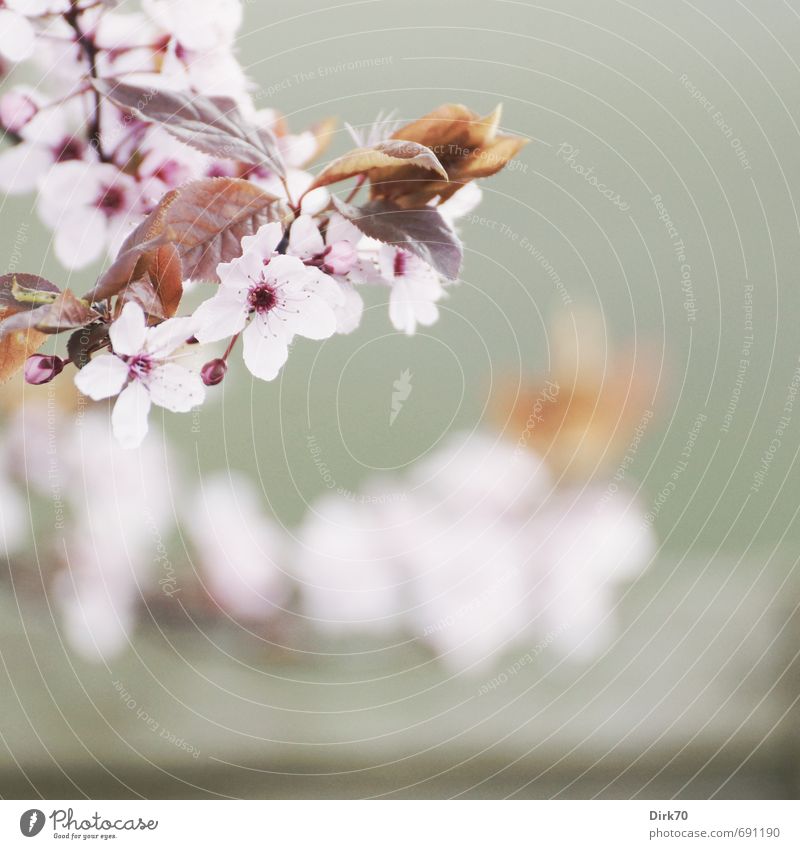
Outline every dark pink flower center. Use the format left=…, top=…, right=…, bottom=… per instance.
left=95, top=184, right=126, bottom=215
left=248, top=283, right=277, bottom=314
left=125, top=353, right=153, bottom=379
left=393, top=250, right=409, bottom=277
left=53, top=136, right=84, bottom=163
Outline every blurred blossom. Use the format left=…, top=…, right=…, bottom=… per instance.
left=184, top=472, right=291, bottom=620
left=294, top=430, right=655, bottom=672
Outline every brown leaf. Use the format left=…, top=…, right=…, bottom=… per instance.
left=88, top=178, right=289, bottom=299
left=333, top=197, right=462, bottom=280
left=0, top=327, right=46, bottom=383
left=0, top=290, right=97, bottom=337
left=310, top=140, right=447, bottom=191
left=67, top=322, right=111, bottom=370
left=370, top=103, right=528, bottom=207
left=94, top=80, right=285, bottom=175
left=0, top=273, right=60, bottom=319
left=116, top=278, right=167, bottom=322
left=148, top=243, right=182, bottom=316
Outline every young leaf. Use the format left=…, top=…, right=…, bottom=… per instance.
left=93, top=79, right=285, bottom=176
left=310, top=140, right=447, bottom=191
left=0, top=273, right=60, bottom=317
left=0, top=290, right=97, bottom=337
left=88, top=178, right=289, bottom=299
left=148, top=243, right=182, bottom=317
left=333, top=198, right=463, bottom=280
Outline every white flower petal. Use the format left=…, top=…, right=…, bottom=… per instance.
left=334, top=282, right=364, bottom=334
left=74, top=354, right=129, bottom=400
left=147, top=363, right=205, bottom=412
left=52, top=209, right=108, bottom=270
left=146, top=315, right=196, bottom=356
left=0, top=10, right=35, bottom=63
left=0, top=143, right=53, bottom=194
left=288, top=215, right=324, bottom=260
left=292, top=293, right=338, bottom=341
left=239, top=220, right=283, bottom=261
left=193, top=288, right=248, bottom=343
left=110, top=302, right=147, bottom=356
left=242, top=319, right=289, bottom=381
left=111, top=380, right=152, bottom=449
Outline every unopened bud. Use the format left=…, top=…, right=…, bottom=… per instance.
left=24, top=354, right=64, bottom=385
left=201, top=358, right=227, bottom=386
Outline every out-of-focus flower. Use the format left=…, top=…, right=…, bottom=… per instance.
left=0, top=0, right=56, bottom=63
left=142, top=0, right=242, bottom=51
left=184, top=472, right=290, bottom=619
left=74, top=302, right=203, bottom=448
left=294, top=428, right=654, bottom=672
left=53, top=411, right=172, bottom=661
left=0, top=87, right=37, bottom=132
left=193, top=222, right=343, bottom=381
left=377, top=245, right=444, bottom=335
left=0, top=98, right=86, bottom=195
left=37, top=160, right=144, bottom=268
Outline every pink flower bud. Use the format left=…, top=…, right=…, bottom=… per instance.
left=201, top=358, right=227, bottom=386
left=24, top=355, right=64, bottom=385
left=0, top=91, right=37, bottom=133
left=322, top=241, right=357, bottom=276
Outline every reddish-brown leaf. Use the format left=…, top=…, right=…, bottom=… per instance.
left=87, top=178, right=288, bottom=300
left=310, top=140, right=447, bottom=191
left=0, top=289, right=97, bottom=337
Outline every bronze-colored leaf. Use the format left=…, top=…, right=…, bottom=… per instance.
left=310, top=140, right=447, bottom=191
left=0, top=273, right=60, bottom=319
left=66, top=321, right=110, bottom=370
left=369, top=103, right=528, bottom=207
left=333, top=197, right=462, bottom=280
left=116, top=278, right=167, bottom=322
left=0, top=290, right=97, bottom=338
left=87, top=177, right=289, bottom=299
left=0, top=327, right=46, bottom=383
left=148, top=243, right=182, bottom=317
left=94, top=80, right=285, bottom=175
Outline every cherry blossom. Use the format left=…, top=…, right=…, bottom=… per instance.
left=74, top=302, right=204, bottom=449
left=37, top=161, right=145, bottom=268
left=287, top=213, right=364, bottom=334
left=193, top=222, right=343, bottom=381
left=377, top=245, right=445, bottom=335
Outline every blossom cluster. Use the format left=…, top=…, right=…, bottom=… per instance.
left=0, top=0, right=525, bottom=449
